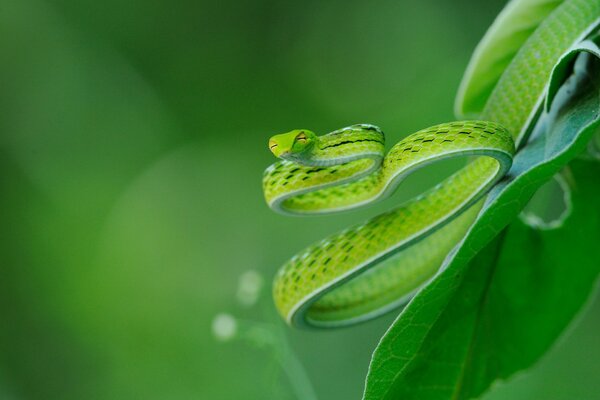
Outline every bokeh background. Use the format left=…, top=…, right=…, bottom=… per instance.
left=1, top=0, right=599, bottom=399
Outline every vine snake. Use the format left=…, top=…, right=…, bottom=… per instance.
left=263, top=0, right=600, bottom=328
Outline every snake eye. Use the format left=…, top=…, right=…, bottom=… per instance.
left=269, top=140, right=278, bottom=150
left=296, top=132, right=308, bottom=142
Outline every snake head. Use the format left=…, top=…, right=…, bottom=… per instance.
left=268, top=130, right=316, bottom=159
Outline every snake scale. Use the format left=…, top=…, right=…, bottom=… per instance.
left=263, top=0, right=600, bottom=328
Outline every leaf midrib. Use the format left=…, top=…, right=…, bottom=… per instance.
left=451, top=229, right=509, bottom=400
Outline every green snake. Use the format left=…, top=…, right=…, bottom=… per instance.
left=263, top=0, right=600, bottom=328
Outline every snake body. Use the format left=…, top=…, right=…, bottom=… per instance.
left=264, top=0, right=600, bottom=328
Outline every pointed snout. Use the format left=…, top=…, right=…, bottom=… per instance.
left=271, top=147, right=291, bottom=158
left=268, top=137, right=292, bottom=158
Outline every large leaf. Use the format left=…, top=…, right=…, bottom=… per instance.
left=363, top=45, right=600, bottom=399
left=455, top=0, right=564, bottom=118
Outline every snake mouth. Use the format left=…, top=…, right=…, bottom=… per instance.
left=269, top=143, right=291, bottom=158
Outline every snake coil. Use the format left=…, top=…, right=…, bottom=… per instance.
left=263, top=0, right=600, bottom=328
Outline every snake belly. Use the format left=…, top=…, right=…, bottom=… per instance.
left=264, top=0, right=600, bottom=328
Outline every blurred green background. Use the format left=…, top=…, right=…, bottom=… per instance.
left=0, top=0, right=598, bottom=399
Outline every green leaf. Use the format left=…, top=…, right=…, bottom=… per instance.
left=364, top=45, right=600, bottom=399
left=455, top=0, right=563, bottom=118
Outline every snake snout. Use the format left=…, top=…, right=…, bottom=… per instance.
left=271, top=147, right=291, bottom=159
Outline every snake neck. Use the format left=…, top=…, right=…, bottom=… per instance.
left=280, top=124, right=386, bottom=168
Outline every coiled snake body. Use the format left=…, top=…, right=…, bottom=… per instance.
left=263, top=0, right=600, bottom=328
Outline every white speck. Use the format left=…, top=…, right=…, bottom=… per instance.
left=236, top=270, right=264, bottom=306
left=212, top=313, right=237, bottom=341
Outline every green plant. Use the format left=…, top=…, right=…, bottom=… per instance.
left=264, top=0, right=600, bottom=398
